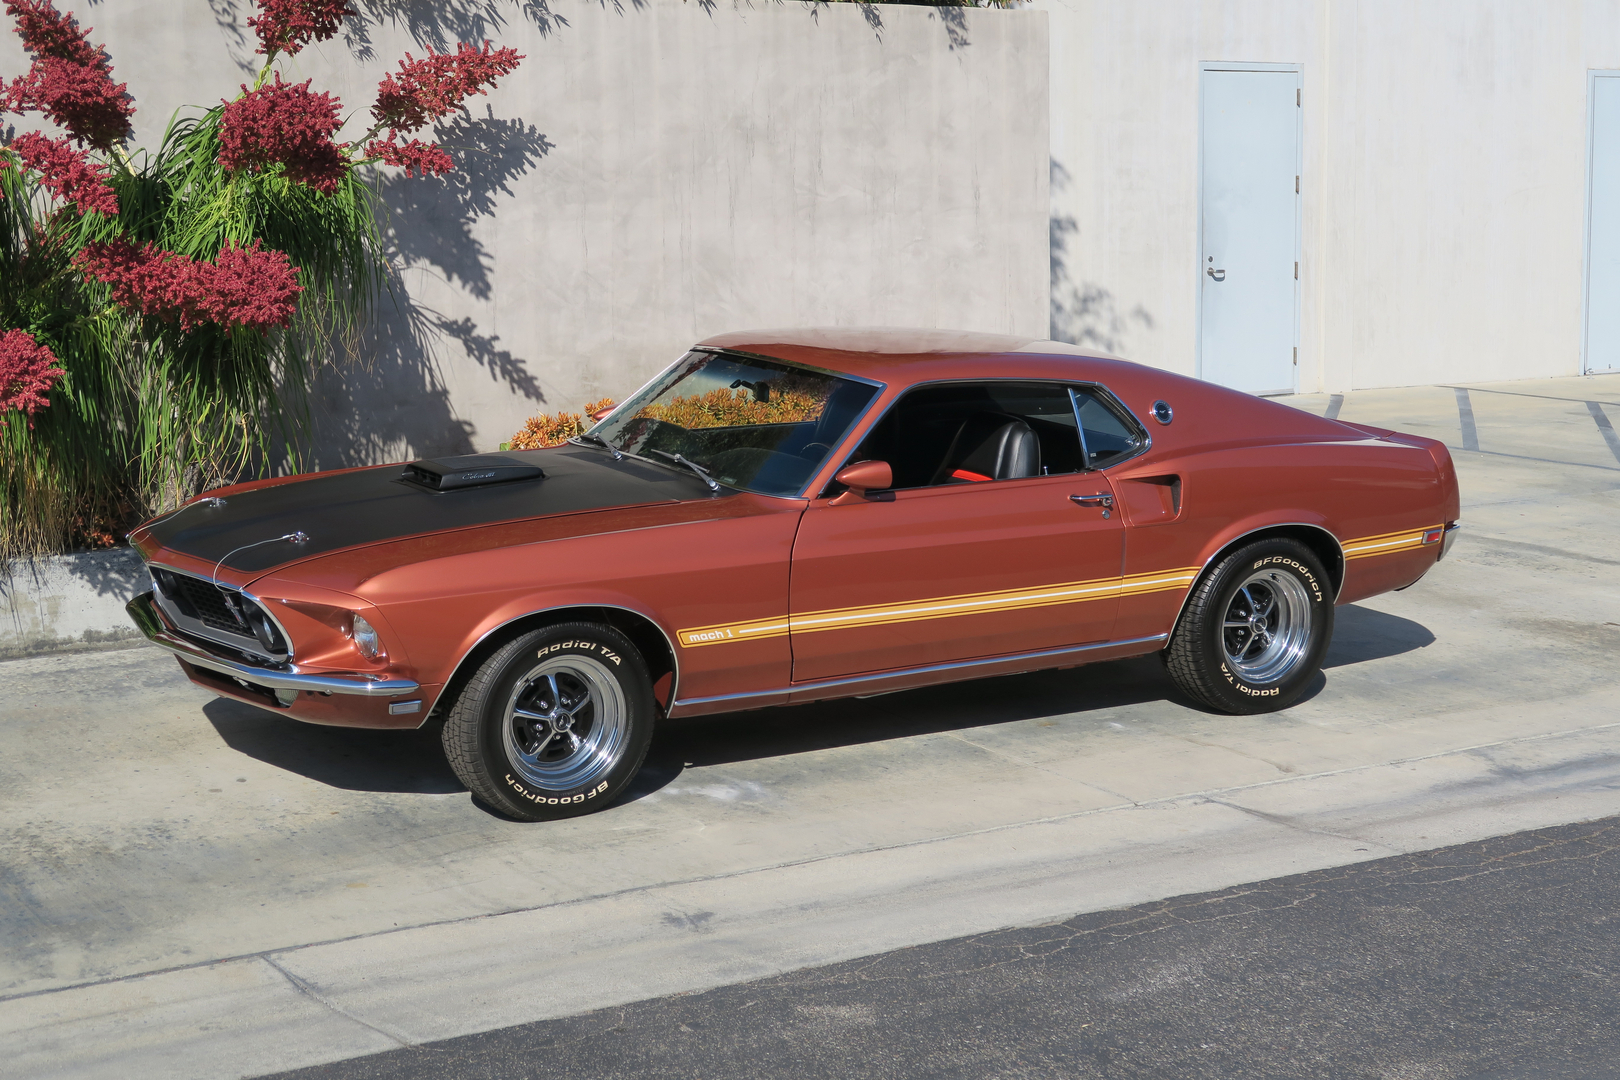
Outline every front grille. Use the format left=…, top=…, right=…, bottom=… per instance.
left=152, top=567, right=251, bottom=634
left=149, top=566, right=289, bottom=660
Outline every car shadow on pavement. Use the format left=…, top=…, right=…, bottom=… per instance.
left=203, top=699, right=466, bottom=794
left=1326, top=603, right=1436, bottom=667
left=198, top=604, right=1431, bottom=802
left=642, top=604, right=1433, bottom=775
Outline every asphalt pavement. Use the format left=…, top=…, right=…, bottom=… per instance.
left=3, top=373, right=1619, bottom=1078
left=266, top=814, right=1620, bottom=1080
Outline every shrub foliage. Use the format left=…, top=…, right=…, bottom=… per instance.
left=0, top=0, right=523, bottom=560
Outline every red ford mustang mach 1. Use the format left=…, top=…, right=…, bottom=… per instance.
left=128, top=329, right=1460, bottom=820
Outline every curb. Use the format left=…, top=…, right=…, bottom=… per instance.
left=0, top=549, right=149, bottom=660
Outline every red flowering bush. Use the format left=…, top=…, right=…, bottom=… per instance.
left=2, top=0, right=529, bottom=558
left=361, top=41, right=523, bottom=178
left=5, top=0, right=97, bottom=62
left=370, top=42, right=525, bottom=134
left=75, top=239, right=303, bottom=335
left=204, top=241, right=306, bottom=333
left=0, top=329, right=64, bottom=428
left=2, top=0, right=132, bottom=148
left=365, top=133, right=453, bottom=179
left=218, top=73, right=348, bottom=194
left=248, top=0, right=354, bottom=58
left=2, top=131, right=117, bottom=215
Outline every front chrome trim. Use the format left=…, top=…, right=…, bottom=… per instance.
left=147, top=561, right=295, bottom=664
left=434, top=603, right=683, bottom=717
left=1166, top=523, right=1348, bottom=638
left=129, top=592, right=419, bottom=698
left=671, top=633, right=1169, bottom=710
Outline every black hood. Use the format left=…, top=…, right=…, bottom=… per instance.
left=137, top=446, right=714, bottom=575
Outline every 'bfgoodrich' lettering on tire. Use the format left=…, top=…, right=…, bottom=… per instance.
left=505, top=776, right=612, bottom=804
left=1251, top=556, right=1323, bottom=602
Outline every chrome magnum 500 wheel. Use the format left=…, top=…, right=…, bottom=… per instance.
left=1164, top=538, right=1334, bottom=714
left=442, top=621, right=655, bottom=820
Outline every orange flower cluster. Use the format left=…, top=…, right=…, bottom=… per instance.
left=641, top=387, right=823, bottom=430
left=507, top=397, right=617, bottom=450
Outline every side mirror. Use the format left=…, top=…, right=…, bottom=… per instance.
left=829, top=460, right=893, bottom=505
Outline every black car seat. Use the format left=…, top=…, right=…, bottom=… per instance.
left=930, top=412, right=1041, bottom=485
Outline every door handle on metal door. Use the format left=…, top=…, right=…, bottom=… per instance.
left=1070, top=493, right=1113, bottom=518
left=1206, top=267, right=1225, bottom=281
left=1070, top=493, right=1114, bottom=519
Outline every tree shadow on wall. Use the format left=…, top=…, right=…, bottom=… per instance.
left=1049, top=158, right=1154, bottom=354
left=301, top=111, right=555, bottom=468
left=342, top=0, right=665, bottom=54
left=380, top=111, right=555, bottom=303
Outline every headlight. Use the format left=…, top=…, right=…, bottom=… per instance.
left=242, top=604, right=287, bottom=656
left=351, top=614, right=383, bottom=659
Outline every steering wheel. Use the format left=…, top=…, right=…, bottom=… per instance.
left=798, top=442, right=833, bottom=460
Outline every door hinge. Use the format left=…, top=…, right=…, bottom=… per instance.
left=1296, top=175, right=1300, bottom=194
left=1295, top=261, right=1299, bottom=279
left=1297, top=88, right=1301, bottom=106
left=1293, top=347, right=1298, bottom=365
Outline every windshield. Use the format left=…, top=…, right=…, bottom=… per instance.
left=589, top=351, right=881, bottom=497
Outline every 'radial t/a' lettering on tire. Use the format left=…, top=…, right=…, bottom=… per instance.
left=441, top=621, right=655, bottom=821
left=1164, top=538, right=1335, bottom=714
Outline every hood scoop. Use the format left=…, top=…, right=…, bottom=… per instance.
left=400, top=453, right=546, bottom=493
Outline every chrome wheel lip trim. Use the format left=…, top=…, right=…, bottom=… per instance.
left=501, top=654, right=628, bottom=790
left=1221, top=569, right=1314, bottom=684
left=1166, top=524, right=1344, bottom=639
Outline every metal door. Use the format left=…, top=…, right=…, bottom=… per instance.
left=788, top=475, right=1124, bottom=684
left=1586, top=72, right=1620, bottom=374
left=1199, top=66, right=1302, bottom=394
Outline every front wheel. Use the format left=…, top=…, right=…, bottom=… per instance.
left=1164, top=538, right=1334, bottom=714
left=442, top=621, right=656, bottom=820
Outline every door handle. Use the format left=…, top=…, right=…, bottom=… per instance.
left=1070, top=493, right=1114, bottom=519
left=1207, top=267, right=1226, bottom=281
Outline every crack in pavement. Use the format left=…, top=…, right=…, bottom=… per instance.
left=262, top=955, right=421, bottom=1053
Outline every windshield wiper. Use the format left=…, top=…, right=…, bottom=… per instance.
left=569, top=432, right=623, bottom=460
left=649, top=449, right=720, bottom=493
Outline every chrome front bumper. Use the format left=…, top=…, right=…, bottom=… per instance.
left=127, top=591, right=420, bottom=697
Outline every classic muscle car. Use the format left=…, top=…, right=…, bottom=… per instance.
left=128, top=329, right=1460, bottom=820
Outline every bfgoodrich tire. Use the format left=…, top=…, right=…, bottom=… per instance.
left=442, top=621, right=656, bottom=821
left=1164, top=538, right=1334, bottom=714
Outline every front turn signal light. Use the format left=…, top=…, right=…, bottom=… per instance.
left=351, top=614, right=383, bottom=659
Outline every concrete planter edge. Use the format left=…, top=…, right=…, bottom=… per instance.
left=1, top=548, right=150, bottom=660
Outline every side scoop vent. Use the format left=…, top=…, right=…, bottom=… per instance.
left=400, top=454, right=546, bottom=492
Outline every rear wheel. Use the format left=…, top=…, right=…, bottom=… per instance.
left=1164, top=538, right=1334, bottom=714
left=442, top=621, right=655, bottom=820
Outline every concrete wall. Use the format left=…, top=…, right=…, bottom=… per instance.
left=1042, top=0, right=1620, bottom=392
left=2, top=0, right=1050, bottom=463
left=0, top=550, right=146, bottom=658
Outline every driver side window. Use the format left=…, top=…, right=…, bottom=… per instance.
left=844, top=382, right=1087, bottom=490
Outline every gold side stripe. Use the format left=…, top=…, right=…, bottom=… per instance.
left=678, top=519, right=1441, bottom=648
left=678, top=616, right=792, bottom=648
left=678, top=567, right=1201, bottom=647
left=1342, top=523, right=1442, bottom=561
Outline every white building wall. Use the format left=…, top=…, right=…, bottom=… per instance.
left=1043, top=0, right=1620, bottom=391
left=2, top=1, right=1050, bottom=463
